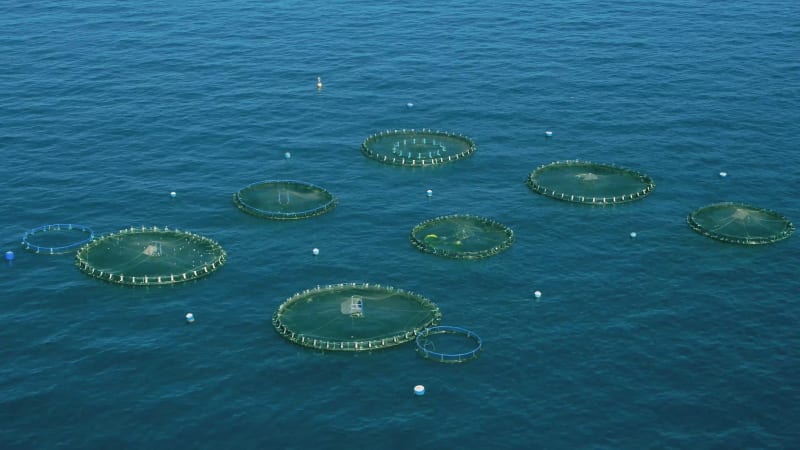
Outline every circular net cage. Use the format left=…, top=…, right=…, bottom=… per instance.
left=410, top=214, right=514, bottom=260
left=687, top=202, right=794, bottom=245
left=526, top=160, right=655, bottom=205
left=361, top=128, right=476, bottom=167
left=233, top=180, right=337, bottom=220
left=416, top=326, right=482, bottom=363
left=75, top=226, right=227, bottom=286
left=22, top=224, right=94, bottom=255
left=273, top=283, right=442, bottom=352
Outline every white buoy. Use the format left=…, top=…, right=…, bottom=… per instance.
left=4, top=251, right=14, bottom=262
left=170, top=191, right=177, bottom=198
left=284, top=152, right=291, bottom=160
left=407, top=102, right=414, bottom=108
left=719, top=171, right=727, bottom=177
left=317, top=76, right=322, bottom=89
left=185, top=312, right=195, bottom=323
left=534, top=290, right=542, bottom=299
left=312, top=247, right=320, bottom=256
left=414, top=385, right=425, bottom=396
left=630, top=232, right=637, bottom=239
left=545, top=130, right=553, bottom=137
left=426, top=189, right=433, bottom=198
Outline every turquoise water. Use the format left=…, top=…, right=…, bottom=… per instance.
left=2, top=1, right=799, bottom=448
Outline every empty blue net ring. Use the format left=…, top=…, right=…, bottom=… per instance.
left=526, top=160, right=655, bottom=205
left=687, top=202, right=794, bottom=245
left=416, top=326, right=482, bottom=363
left=361, top=128, right=476, bottom=167
left=233, top=180, right=337, bottom=220
left=22, top=224, right=95, bottom=255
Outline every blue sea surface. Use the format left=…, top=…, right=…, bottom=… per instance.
left=1, top=1, right=799, bottom=448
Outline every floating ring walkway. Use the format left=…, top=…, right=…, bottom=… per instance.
left=361, top=129, right=476, bottom=167
left=687, top=202, right=794, bottom=245
left=410, top=214, right=513, bottom=259
left=75, top=226, right=226, bottom=286
left=526, top=160, right=655, bottom=205
left=233, top=180, right=337, bottom=220
left=273, top=283, right=442, bottom=352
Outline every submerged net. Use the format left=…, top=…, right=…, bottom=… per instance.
left=410, top=214, right=514, bottom=259
left=233, top=180, right=337, bottom=220
left=416, top=326, right=482, bottom=363
left=75, top=226, right=226, bottom=285
left=361, top=129, right=476, bottom=167
left=527, top=160, right=655, bottom=204
left=273, top=283, right=442, bottom=352
left=22, top=224, right=94, bottom=255
left=687, top=202, right=794, bottom=245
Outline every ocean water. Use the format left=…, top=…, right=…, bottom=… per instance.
left=1, top=1, right=799, bottom=448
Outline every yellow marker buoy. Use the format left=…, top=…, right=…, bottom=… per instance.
left=317, top=76, right=323, bottom=89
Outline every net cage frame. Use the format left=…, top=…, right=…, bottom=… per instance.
left=410, top=214, right=514, bottom=260
left=75, top=225, right=227, bottom=286
left=22, top=223, right=95, bottom=255
left=687, top=202, right=795, bottom=245
left=415, top=325, right=483, bottom=363
left=272, top=282, right=443, bottom=352
left=233, top=180, right=337, bottom=220
left=526, top=160, right=655, bottom=205
left=360, top=128, right=476, bottom=167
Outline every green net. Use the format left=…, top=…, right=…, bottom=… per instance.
left=527, top=160, right=655, bottom=204
left=410, top=214, right=514, bottom=259
left=75, top=226, right=226, bottom=285
left=273, top=283, right=442, bottom=352
left=361, top=129, right=476, bottom=167
left=233, top=180, right=337, bottom=220
left=687, top=202, right=794, bottom=245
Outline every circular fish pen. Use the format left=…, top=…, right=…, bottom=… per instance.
left=22, top=224, right=94, bottom=255
left=233, top=180, right=337, bottom=220
left=526, top=160, right=655, bottom=204
left=75, top=226, right=226, bottom=286
left=361, top=129, right=476, bottom=167
left=687, top=202, right=794, bottom=245
left=410, top=214, right=514, bottom=260
left=273, top=283, right=442, bottom=352
left=415, top=326, right=482, bottom=363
